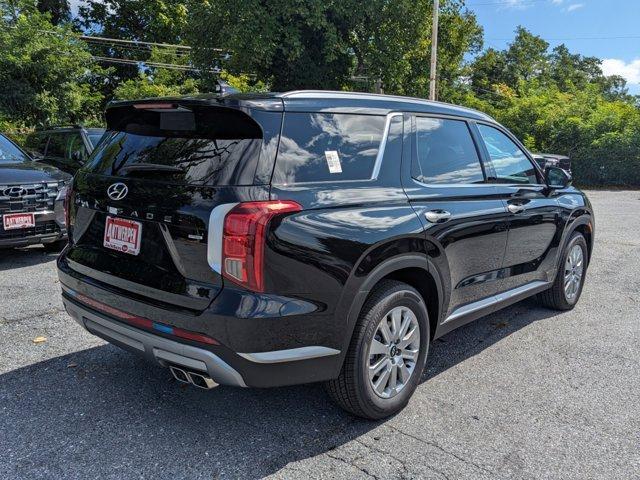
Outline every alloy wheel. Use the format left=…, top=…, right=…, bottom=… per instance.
left=564, top=244, right=584, bottom=301
left=367, top=306, right=421, bottom=399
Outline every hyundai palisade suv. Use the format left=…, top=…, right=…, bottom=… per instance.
left=57, top=91, right=594, bottom=419
left=0, top=133, right=70, bottom=251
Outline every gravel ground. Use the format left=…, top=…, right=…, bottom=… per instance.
left=0, top=190, right=638, bottom=480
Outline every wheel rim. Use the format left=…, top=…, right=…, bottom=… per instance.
left=367, top=306, right=420, bottom=399
left=564, top=244, right=584, bottom=301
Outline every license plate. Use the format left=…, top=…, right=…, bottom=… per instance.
left=3, top=213, right=35, bottom=230
left=103, top=216, right=142, bottom=256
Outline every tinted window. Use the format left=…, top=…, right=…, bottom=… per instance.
left=88, top=133, right=104, bottom=148
left=24, top=132, right=49, bottom=156
left=0, top=134, right=30, bottom=164
left=274, top=113, right=386, bottom=184
left=412, top=117, right=485, bottom=184
left=87, top=107, right=263, bottom=186
left=46, top=133, right=71, bottom=159
left=67, top=133, right=88, bottom=164
left=478, top=125, right=538, bottom=184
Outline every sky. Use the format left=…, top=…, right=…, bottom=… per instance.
left=466, top=0, right=640, bottom=94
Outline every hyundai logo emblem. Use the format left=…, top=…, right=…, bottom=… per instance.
left=107, top=182, right=129, bottom=201
left=2, top=186, right=27, bottom=198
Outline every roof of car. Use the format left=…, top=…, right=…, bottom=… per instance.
left=107, top=90, right=495, bottom=122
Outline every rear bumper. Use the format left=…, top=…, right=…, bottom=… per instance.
left=0, top=208, right=66, bottom=248
left=63, top=296, right=247, bottom=387
left=58, top=259, right=345, bottom=387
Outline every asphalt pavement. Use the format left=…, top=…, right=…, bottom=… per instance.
left=1, top=190, right=638, bottom=479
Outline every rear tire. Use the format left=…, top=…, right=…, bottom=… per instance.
left=539, top=232, right=588, bottom=310
left=43, top=240, right=66, bottom=253
left=324, top=280, right=430, bottom=419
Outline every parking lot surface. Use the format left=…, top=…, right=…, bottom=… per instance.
left=1, top=190, right=638, bottom=479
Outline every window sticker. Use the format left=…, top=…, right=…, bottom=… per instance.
left=325, top=150, right=342, bottom=174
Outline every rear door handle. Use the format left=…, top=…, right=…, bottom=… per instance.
left=507, top=204, right=526, bottom=214
left=425, top=210, right=452, bottom=223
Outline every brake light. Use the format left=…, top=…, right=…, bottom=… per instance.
left=222, top=201, right=302, bottom=292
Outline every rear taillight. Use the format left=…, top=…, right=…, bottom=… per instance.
left=221, top=200, right=302, bottom=292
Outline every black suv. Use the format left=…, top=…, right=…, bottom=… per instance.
left=0, top=133, right=70, bottom=250
left=58, top=92, right=594, bottom=419
left=25, top=126, right=105, bottom=175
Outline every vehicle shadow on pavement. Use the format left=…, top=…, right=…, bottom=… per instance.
left=0, top=247, right=60, bottom=271
left=0, top=299, right=560, bottom=480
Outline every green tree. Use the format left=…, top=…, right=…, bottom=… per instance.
left=187, top=0, right=482, bottom=96
left=0, top=5, right=104, bottom=127
left=37, top=0, right=70, bottom=24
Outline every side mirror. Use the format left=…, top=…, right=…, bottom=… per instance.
left=545, top=166, right=572, bottom=189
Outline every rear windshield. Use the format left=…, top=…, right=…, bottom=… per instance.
left=85, top=106, right=264, bottom=186
left=273, top=113, right=387, bottom=184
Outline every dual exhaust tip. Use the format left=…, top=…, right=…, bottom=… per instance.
left=169, top=365, right=218, bottom=390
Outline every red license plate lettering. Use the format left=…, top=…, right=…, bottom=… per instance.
left=3, top=213, right=35, bottom=230
left=103, top=216, right=142, bottom=256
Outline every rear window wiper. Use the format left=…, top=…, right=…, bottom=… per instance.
left=119, top=164, right=186, bottom=174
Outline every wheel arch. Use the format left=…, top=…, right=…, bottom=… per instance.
left=333, top=254, right=444, bottom=376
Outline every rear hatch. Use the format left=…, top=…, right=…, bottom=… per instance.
left=64, top=99, right=282, bottom=312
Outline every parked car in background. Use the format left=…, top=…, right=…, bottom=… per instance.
left=532, top=153, right=572, bottom=174
left=0, top=133, right=70, bottom=251
left=24, top=126, right=105, bottom=175
left=58, top=91, right=594, bottom=419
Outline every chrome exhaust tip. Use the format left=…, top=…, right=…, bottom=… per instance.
left=169, top=365, right=190, bottom=384
left=187, top=371, right=218, bottom=390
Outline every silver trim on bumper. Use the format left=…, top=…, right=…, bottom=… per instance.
left=63, top=297, right=247, bottom=387
left=238, top=346, right=340, bottom=364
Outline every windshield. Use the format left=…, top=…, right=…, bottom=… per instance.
left=0, top=134, right=31, bottom=164
left=87, top=106, right=264, bottom=186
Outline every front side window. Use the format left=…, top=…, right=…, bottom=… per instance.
left=477, top=125, right=538, bottom=184
left=412, top=117, right=485, bottom=185
left=67, top=134, right=88, bottom=164
left=274, top=113, right=386, bottom=184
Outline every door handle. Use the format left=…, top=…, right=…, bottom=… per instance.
left=425, top=210, right=452, bottom=223
left=507, top=204, right=526, bottom=214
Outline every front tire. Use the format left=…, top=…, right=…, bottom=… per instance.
left=325, top=280, right=430, bottom=419
left=539, top=232, right=588, bottom=310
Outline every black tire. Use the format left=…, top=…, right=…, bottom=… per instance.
left=324, top=280, right=430, bottom=420
left=43, top=240, right=67, bottom=253
left=539, top=232, right=588, bottom=310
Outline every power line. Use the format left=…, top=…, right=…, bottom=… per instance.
left=92, top=56, right=220, bottom=73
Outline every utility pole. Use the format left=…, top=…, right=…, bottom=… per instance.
left=429, top=0, right=439, bottom=101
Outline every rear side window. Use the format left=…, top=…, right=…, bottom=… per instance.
left=477, top=125, right=538, bottom=184
left=86, top=106, right=263, bottom=186
left=274, top=113, right=386, bottom=184
left=412, top=117, right=485, bottom=184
